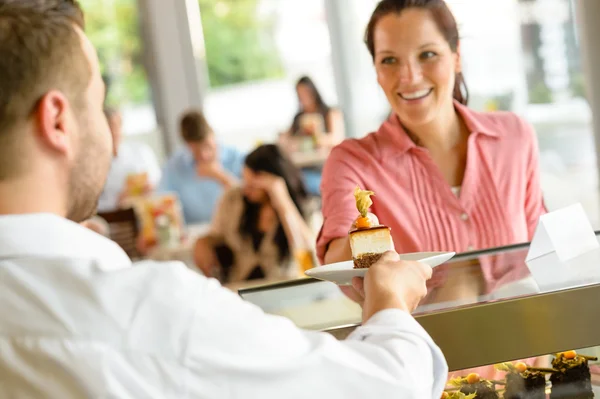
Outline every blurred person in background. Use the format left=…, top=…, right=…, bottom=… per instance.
left=319, top=0, right=546, bottom=274
left=96, top=106, right=161, bottom=212
left=279, top=76, right=345, bottom=195
left=0, top=2, right=448, bottom=397
left=157, top=109, right=245, bottom=224
left=194, top=144, right=313, bottom=283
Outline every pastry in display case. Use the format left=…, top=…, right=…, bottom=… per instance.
left=550, top=350, right=597, bottom=398
left=445, top=351, right=599, bottom=398
left=495, top=361, right=550, bottom=398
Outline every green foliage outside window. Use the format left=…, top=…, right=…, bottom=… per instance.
left=198, top=0, right=284, bottom=88
left=79, top=0, right=150, bottom=106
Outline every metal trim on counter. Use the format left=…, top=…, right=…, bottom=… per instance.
left=240, top=232, right=600, bottom=371
left=324, top=283, right=600, bottom=371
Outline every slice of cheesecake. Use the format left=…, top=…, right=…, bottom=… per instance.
left=350, top=186, right=394, bottom=269
left=350, top=225, right=394, bottom=269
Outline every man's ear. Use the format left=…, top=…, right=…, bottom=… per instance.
left=34, top=90, right=73, bottom=156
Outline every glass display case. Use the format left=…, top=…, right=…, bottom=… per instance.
left=239, top=234, right=600, bottom=396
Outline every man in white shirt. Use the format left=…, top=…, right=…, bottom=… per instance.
left=0, top=1, right=447, bottom=398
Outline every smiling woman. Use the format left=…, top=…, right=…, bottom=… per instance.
left=317, top=0, right=546, bottom=286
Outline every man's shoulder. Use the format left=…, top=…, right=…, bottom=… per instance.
left=2, top=258, right=226, bottom=361
left=219, top=143, right=246, bottom=174
left=163, top=147, right=193, bottom=171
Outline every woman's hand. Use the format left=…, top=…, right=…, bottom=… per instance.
left=254, top=173, right=290, bottom=208
left=194, top=236, right=219, bottom=277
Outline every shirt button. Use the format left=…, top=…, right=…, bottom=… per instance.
left=460, top=212, right=469, bottom=221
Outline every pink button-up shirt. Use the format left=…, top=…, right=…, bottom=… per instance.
left=317, top=102, right=546, bottom=262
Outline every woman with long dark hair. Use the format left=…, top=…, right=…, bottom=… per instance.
left=318, top=0, right=546, bottom=294
left=279, top=76, right=345, bottom=195
left=194, top=144, right=314, bottom=283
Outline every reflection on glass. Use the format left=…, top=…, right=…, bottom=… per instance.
left=444, top=0, right=597, bottom=227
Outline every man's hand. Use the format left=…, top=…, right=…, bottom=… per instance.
left=194, top=236, right=219, bottom=277
left=351, top=251, right=432, bottom=322
left=196, top=161, right=224, bottom=180
left=196, top=161, right=238, bottom=188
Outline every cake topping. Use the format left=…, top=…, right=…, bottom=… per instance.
left=514, top=362, right=528, bottom=373
left=354, top=186, right=375, bottom=228
left=495, top=361, right=556, bottom=375
left=552, top=350, right=597, bottom=370
left=449, top=373, right=486, bottom=387
left=466, top=373, right=480, bottom=384
left=441, top=392, right=476, bottom=399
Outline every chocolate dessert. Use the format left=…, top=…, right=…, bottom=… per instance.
left=350, top=186, right=394, bottom=269
left=550, top=350, right=597, bottom=399
left=496, top=361, right=549, bottom=399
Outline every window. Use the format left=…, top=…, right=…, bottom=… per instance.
left=79, top=0, right=157, bottom=136
left=446, top=0, right=598, bottom=227
left=198, top=0, right=336, bottom=151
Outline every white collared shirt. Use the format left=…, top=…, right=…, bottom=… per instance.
left=0, top=213, right=447, bottom=398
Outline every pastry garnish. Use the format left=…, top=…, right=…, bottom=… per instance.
left=495, top=361, right=556, bottom=374
left=353, top=185, right=375, bottom=228
left=449, top=373, right=480, bottom=386
left=441, top=392, right=476, bottom=399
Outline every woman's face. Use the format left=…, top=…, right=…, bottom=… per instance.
left=242, top=167, right=269, bottom=204
left=373, top=8, right=460, bottom=130
left=296, top=83, right=316, bottom=112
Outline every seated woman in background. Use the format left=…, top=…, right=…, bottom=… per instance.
left=319, top=0, right=546, bottom=272
left=194, top=144, right=313, bottom=283
left=279, top=76, right=345, bottom=196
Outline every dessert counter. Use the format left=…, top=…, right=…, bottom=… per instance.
left=239, top=235, right=600, bottom=385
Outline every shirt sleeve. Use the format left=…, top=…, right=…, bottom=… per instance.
left=186, top=276, right=448, bottom=398
left=316, top=144, right=366, bottom=263
left=520, top=118, right=547, bottom=239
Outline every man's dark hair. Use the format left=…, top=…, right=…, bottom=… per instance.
left=0, top=0, right=89, bottom=179
left=180, top=109, right=213, bottom=143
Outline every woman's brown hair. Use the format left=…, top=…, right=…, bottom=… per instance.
left=365, top=0, right=468, bottom=105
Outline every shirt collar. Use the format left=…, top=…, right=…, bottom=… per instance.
left=376, top=100, right=500, bottom=158
left=0, top=213, right=132, bottom=270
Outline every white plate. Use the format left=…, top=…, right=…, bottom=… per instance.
left=305, top=252, right=456, bottom=286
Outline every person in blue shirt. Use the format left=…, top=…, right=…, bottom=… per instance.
left=157, top=110, right=245, bottom=224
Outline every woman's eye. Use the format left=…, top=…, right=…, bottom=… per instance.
left=419, top=51, right=437, bottom=61
left=381, top=57, right=397, bottom=65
